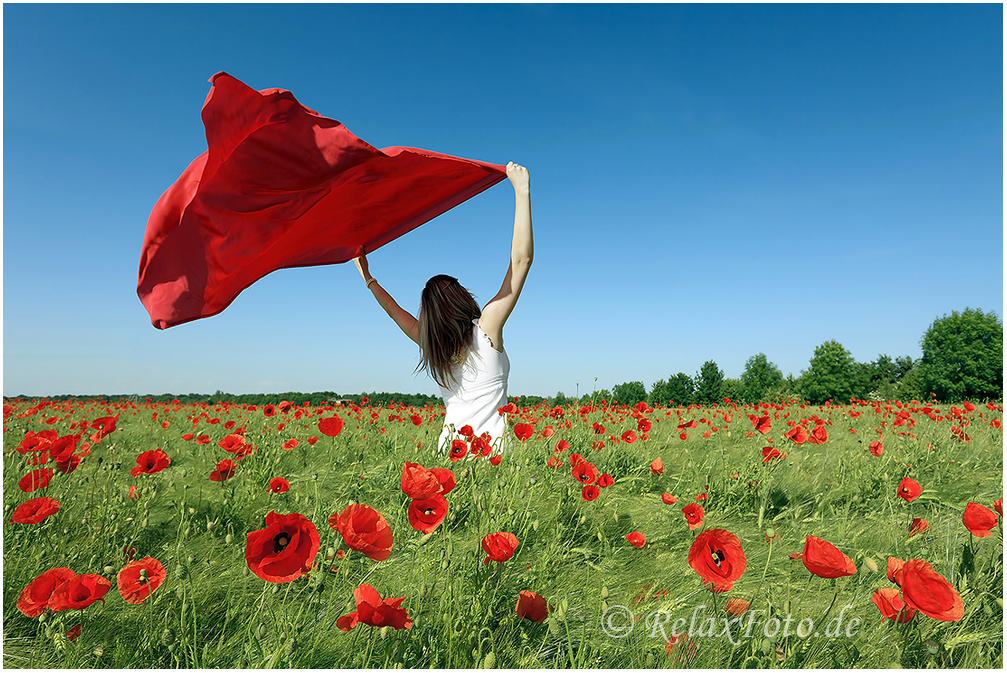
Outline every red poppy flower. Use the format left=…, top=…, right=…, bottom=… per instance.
left=11, top=496, right=60, bottom=524
left=49, top=574, right=112, bottom=612
left=410, top=414, right=423, bottom=426
left=626, top=532, right=646, bottom=548
left=515, top=590, right=549, bottom=622
left=17, top=568, right=76, bottom=617
left=449, top=439, right=467, bottom=461
left=56, top=453, right=81, bottom=475
left=650, top=457, right=664, bottom=475
left=195, top=434, right=211, bottom=445
left=678, top=420, right=698, bottom=430
left=328, top=503, right=394, bottom=561
left=90, top=414, right=120, bottom=440
left=66, top=624, right=81, bottom=641
left=725, top=598, right=750, bottom=615
left=263, top=404, right=277, bottom=417
left=498, top=402, right=518, bottom=416
left=868, top=440, right=883, bottom=457
left=457, top=424, right=475, bottom=440
left=513, top=423, right=534, bottom=442
left=897, top=559, right=964, bottom=622
left=762, top=446, right=782, bottom=463
left=16, top=430, right=56, bottom=454
left=682, top=503, right=705, bottom=530
left=784, top=426, right=807, bottom=444
left=909, top=518, right=929, bottom=537
left=49, top=434, right=80, bottom=462
left=622, top=430, right=637, bottom=444
left=209, top=459, right=236, bottom=482
left=128, top=484, right=137, bottom=499
left=801, top=535, right=857, bottom=579
left=245, top=511, right=320, bottom=583
left=182, top=433, right=195, bottom=441
left=897, top=477, right=922, bottom=502
left=130, top=448, right=171, bottom=477
left=994, top=499, right=1003, bottom=516
left=117, top=557, right=167, bottom=604
left=807, top=425, right=828, bottom=445
left=318, top=415, right=345, bottom=437
left=407, top=494, right=449, bottom=534
left=887, top=557, right=905, bottom=584
left=482, top=532, right=519, bottom=565
left=572, top=461, right=599, bottom=485
left=871, top=587, right=916, bottom=623
left=268, top=477, right=290, bottom=494
left=281, top=439, right=299, bottom=450
left=597, top=473, right=614, bottom=488
left=489, top=454, right=502, bottom=466
left=752, top=415, right=771, bottom=434
left=592, top=422, right=605, bottom=434
left=581, top=484, right=601, bottom=501
left=18, top=468, right=54, bottom=493
left=662, top=493, right=678, bottom=505
left=336, top=583, right=412, bottom=631
left=401, top=462, right=444, bottom=499
left=540, top=425, right=555, bottom=438
left=471, top=433, right=493, bottom=456
left=962, top=502, right=998, bottom=537
left=688, top=529, right=747, bottom=592
left=547, top=456, right=562, bottom=469
left=430, top=467, right=456, bottom=495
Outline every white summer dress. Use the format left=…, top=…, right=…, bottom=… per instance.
left=436, top=319, right=511, bottom=453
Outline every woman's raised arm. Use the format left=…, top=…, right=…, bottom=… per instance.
left=353, top=250, right=420, bottom=345
left=479, top=162, right=533, bottom=351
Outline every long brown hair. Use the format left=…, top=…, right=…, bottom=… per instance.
left=416, top=275, right=481, bottom=387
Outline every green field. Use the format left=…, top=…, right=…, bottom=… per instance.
left=3, top=396, right=1003, bottom=668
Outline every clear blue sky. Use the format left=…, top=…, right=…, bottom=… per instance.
left=3, top=4, right=1003, bottom=399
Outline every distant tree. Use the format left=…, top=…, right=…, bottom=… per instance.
left=764, top=374, right=800, bottom=403
left=612, top=381, right=648, bottom=407
left=801, top=340, right=856, bottom=404
left=918, top=308, right=1003, bottom=401
left=651, top=373, right=696, bottom=407
left=740, top=353, right=784, bottom=403
left=550, top=391, right=574, bottom=407
left=720, top=378, right=746, bottom=404
left=695, top=360, right=724, bottom=406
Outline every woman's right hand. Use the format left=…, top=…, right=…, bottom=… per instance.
left=506, top=162, right=530, bottom=192
left=353, top=246, right=371, bottom=281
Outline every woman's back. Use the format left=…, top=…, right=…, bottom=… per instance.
left=437, top=319, right=510, bottom=451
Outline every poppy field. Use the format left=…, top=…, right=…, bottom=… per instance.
left=3, top=394, right=1003, bottom=668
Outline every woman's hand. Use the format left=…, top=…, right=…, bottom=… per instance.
left=506, top=161, right=530, bottom=193
left=353, top=246, right=371, bottom=281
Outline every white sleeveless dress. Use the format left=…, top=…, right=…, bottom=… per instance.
left=436, top=319, right=510, bottom=453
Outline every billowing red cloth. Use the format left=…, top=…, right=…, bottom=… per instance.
left=138, top=72, right=506, bottom=329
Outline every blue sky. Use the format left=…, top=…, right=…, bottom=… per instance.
left=3, top=3, right=1002, bottom=399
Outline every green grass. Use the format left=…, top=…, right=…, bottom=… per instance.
left=3, top=397, right=1003, bottom=668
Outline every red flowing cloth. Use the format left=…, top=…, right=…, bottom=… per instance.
left=137, top=72, right=506, bottom=329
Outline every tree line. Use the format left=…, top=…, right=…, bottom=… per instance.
left=560, top=308, right=1002, bottom=407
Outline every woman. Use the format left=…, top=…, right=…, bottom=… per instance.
left=353, top=162, right=532, bottom=455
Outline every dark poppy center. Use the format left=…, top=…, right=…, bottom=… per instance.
left=711, top=548, right=726, bottom=568
left=423, top=508, right=434, bottom=515
left=273, top=532, right=291, bottom=553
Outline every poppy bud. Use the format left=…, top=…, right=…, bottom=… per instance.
left=256, top=623, right=267, bottom=639
left=103, top=565, right=115, bottom=575
left=160, top=627, right=177, bottom=647
left=864, top=557, right=879, bottom=573
left=644, top=653, right=654, bottom=668
left=206, top=520, right=215, bottom=532
left=284, top=637, right=296, bottom=658
left=39, top=613, right=48, bottom=624
left=531, top=519, right=539, bottom=532
left=188, top=507, right=195, bottom=515
left=601, top=601, right=608, bottom=612
left=601, top=586, right=609, bottom=599
left=225, top=533, right=233, bottom=544
left=597, top=531, right=603, bottom=542
left=482, top=652, right=496, bottom=669
left=925, top=641, right=939, bottom=655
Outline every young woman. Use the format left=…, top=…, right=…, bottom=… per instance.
left=353, top=162, right=532, bottom=455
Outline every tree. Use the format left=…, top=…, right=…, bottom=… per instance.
left=651, top=373, right=696, bottom=407
left=801, top=340, right=856, bottom=404
left=740, top=353, right=784, bottom=403
left=720, top=378, right=746, bottom=404
left=695, top=360, right=724, bottom=406
left=612, top=381, right=648, bottom=407
left=917, top=308, right=1003, bottom=401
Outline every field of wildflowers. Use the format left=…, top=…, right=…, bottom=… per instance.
left=3, top=394, right=1002, bottom=668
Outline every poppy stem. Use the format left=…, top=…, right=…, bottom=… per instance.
left=750, top=536, right=775, bottom=610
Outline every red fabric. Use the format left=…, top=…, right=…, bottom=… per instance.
left=138, top=72, right=506, bottom=329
